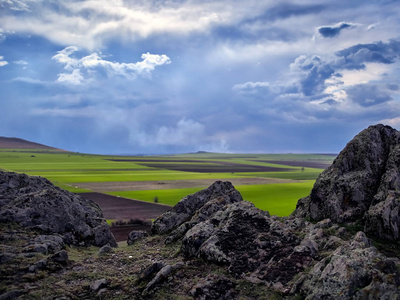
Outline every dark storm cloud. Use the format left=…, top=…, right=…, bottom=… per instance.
left=290, top=55, right=335, bottom=96
left=253, top=3, right=326, bottom=22
left=346, top=84, right=392, bottom=107
left=318, top=22, right=353, bottom=38
left=336, top=39, right=400, bottom=69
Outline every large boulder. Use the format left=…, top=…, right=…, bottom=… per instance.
left=151, top=181, right=243, bottom=236
left=294, top=124, right=400, bottom=241
left=0, top=171, right=116, bottom=247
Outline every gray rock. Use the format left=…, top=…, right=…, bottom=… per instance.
left=0, top=171, right=117, bottom=247
left=296, top=232, right=400, bottom=299
left=182, top=201, right=312, bottom=288
left=0, top=252, right=16, bottom=263
left=142, top=262, right=184, bottom=295
left=51, top=250, right=68, bottom=264
left=90, top=279, right=109, bottom=292
left=127, top=230, right=148, bottom=245
left=151, top=181, right=243, bottom=235
left=33, top=235, right=64, bottom=253
left=0, top=290, right=24, bottom=300
left=98, top=244, right=114, bottom=255
left=190, top=274, right=237, bottom=300
left=294, top=124, right=400, bottom=241
left=137, top=262, right=166, bottom=283
left=29, top=259, right=48, bottom=272
left=23, top=243, right=48, bottom=255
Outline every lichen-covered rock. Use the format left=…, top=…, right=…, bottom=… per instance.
left=0, top=171, right=116, bottom=247
left=294, top=124, right=400, bottom=242
left=364, top=143, right=400, bottom=241
left=151, top=181, right=242, bottom=235
left=190, top=274, right=237, bottom=300
left=182, top=201, right=314, bottom=289
left=127, top=230, right=149, bottom=245
left=296, top=232, right=400, bottom=299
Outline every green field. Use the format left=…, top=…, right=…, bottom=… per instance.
left=0, top=149, right=335, bottom=216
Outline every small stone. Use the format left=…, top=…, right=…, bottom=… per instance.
left=51, top=250, right=68, bottom=264
left=90, top=279, right=108, bottom=292
left=127, top=230, right=148, bottom=245
left=98, top=244, right=113, bottom=255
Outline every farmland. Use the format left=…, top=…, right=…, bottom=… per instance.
left=0, top=149, right=335, bottom=217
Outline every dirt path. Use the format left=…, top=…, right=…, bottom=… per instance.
left=75, top=177, right=300, bottom=192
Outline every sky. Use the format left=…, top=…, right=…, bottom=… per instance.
left=1, top=0, right=400, bottom=155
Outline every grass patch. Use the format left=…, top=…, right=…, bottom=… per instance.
left=236, top=181, right=314, bottom=216
left=107, top=181, right=314, bottom=217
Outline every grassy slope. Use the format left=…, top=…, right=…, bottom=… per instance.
left=0, top=150, right=333, bottom=216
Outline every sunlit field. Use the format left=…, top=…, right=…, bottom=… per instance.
left=0, top=149, right=334, bottom=216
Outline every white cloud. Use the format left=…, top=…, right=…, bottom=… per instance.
left=0, top=0, right=39, bottom=12
left=13, top=60, right=28, bottom=65
left=0, top=55, right=8, bottom=66
left=1, top=0, right=238, bottom=50
left=155, top=118, right=205, bottom=146
left=57, top=69, right=84, bottom=85
left=52, top=46, right=171, bottom=84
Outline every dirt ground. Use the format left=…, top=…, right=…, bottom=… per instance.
left=76, top=177, right=300, bottom=192
left=78, top=192, right=170, bottom=242
left=253, top=160, right=332, bottom=169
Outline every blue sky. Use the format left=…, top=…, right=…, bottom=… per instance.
left=1, top=0, right=400, bottom=154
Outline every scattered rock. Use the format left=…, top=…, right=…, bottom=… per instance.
left=0, top=252, right=16, bottom=264
left=0, top=290, right=24, bottom=300
left=90, top=279, right=109, bottom=292
left=28, top=259, right=48, bottom=272
left=191, top=274, right=237, bottom=300
left=51, top=250, right=68, bottom=264
left=127, top=230, right=149, bottom=245
left=137, top=262, right=166, bottom=283
left=98, top=244, right=114, bottom=255
left=142, top=262, right=184, bottom=295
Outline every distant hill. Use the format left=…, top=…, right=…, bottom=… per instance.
left=0, top=137, right=65, bottom=151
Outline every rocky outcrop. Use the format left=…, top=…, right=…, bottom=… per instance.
left=0, top=171, right=116, bottom=247
left=181, top=201, right=314, bottom=288
left=295, top=231, right=400, bottom=299
left=151, top=181, right=243, bottom=238
left=151, top=137, right=400, bottom=298
left=294, top=124, right=400, bottom=242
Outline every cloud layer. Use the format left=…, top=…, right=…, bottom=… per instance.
left=0, top=0, right=400, bottom=154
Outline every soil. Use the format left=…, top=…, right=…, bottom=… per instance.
left=110, top=224, right=151, bottom=243
left=252, top=160, right=332, bottom=169
left=75, top=177, right=299, bottom=192
left=78, top=192, right=170, bottom=220
left=107, top=159, right=295, bottom=173
left=78, top=192, right=170, bottom=242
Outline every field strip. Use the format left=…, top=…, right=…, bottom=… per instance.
left=73, top=177, right=302, bottom=192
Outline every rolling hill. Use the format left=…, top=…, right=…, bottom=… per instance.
left=0, top=137, right=65, bottom=151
